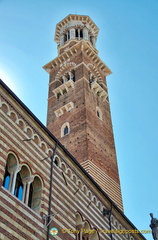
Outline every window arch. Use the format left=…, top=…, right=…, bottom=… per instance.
left=61, top=122, right=70, bottom=137
left=91, top=230, right=99, bottom=240
left=30, top=176, right=42, bottom=214
left=76, top=213, right=83, bottom=240
left=3, top=153, right=19, bottom=194
left=96, top=107, right=102, bottom=120
left=3, top=153, right=42, bottom=213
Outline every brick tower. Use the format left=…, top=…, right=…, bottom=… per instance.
left=43, top=14, right=123, bottom=211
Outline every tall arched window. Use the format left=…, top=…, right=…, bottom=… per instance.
left=3, top=153, right=19, bottom=194
left=3, top=154, right=42, bottom=213
left=14, top=172, right=23, bottom=200
left=61, top=122, right=70, bottom=137
left=76, top=213, right=83, bottom=240
left=31, top=176, right=42, bottom=214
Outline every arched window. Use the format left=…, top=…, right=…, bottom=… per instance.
left=76, top=213, right=83, bottom=240
left=91, top=230, right=99, bottom=240
left=3, top=154, right=42, bottom=213
left=96, top=107, right=102, bottom=120
left=61, top=122, right=70, bottom=137
left=82, top=221, right=91, bottom=240
left=14, top=172, right=23, bottom=200
left=31, top=176, right=42, bottom=214
left=3, top=153, right=19, bottom=194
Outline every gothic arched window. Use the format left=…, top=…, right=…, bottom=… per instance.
left=61, top=122, right=70, bottom=137
left=3, top=153, right=19, bottom=194
left=31, top=176, right=42, bottom=214
left=14, top=172, right=23, bottom=200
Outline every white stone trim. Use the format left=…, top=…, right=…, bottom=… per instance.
left=61, top=122, right=70, bottom=137
left=53, top=80, right=74, bottom=98
left=55, top=102, right=74, bottom=117
left=91, top=81, right=108, bottom=102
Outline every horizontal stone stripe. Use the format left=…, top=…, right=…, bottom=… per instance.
left=51, top=170, right=110, bottom=229
left=52, top=186, right=109, bottom=231
left=1, top=106, right=55, bottom=154
left=0, top=215, right=43, bottom=240
left=0, top=225, right=19, bottom=240
left=0, top=188, right=42, bottom=224
left=83, top=160, right=123, bottom=210
left=83, top=160, right=121, bottom=190
left=81, top=165, right=122, bottom=201
left=90, top=171, right=122, bottom=200
left=1, top=116, right=51, bottom=173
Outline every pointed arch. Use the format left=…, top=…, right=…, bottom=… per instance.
left=33, top=134, right=40, bottom=145
left=61, top=122, right=70, bottom=137
left=10, top=111, right=18, bottom=122
left=1, top=102, right=10, bottom=114
left=17, top=119, right=27, bottom=131
left=30, top=175, right=43, bottom=214
left=66, top=168, right=72, bottom=178
left=25, top=126, right=34, bottom=138
left=54, top=155, right=61, bottom=167
left=3, top=152, right=20, bottom=194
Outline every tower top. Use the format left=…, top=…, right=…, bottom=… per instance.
left=54, top=14, right=99, bottom=49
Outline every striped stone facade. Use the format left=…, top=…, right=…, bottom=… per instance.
left=0, top=80, right=146, bottom=240
left=0, top=14, right=146, bottom=240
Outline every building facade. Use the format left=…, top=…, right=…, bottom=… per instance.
left=0, top=14, right=146, bottom=240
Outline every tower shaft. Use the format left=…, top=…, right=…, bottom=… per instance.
left=43, top=14, right=123, bottom=210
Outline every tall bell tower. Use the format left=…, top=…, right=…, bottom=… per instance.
left=43, top=14, right=123, bottom=211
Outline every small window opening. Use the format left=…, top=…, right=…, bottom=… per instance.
left=64, top=33, right=67, bottom=43
left=96, top=107, right=102, bottom=120
left=75, top=29, right=78, bottom=39
left=54, top=158, right=59, bottom=166
left=64, top=126, right=69, bottom=135
left=90, top=36, right=93, bottom=44
left=80, top=29, right=83, bottom=38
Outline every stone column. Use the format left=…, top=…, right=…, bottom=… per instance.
left=22, top=182, right=27, bottom=202
left=60, top=34, right=64, bottom=46
left=70, top=28, right=75, bottom=39
left=91, top=36, right=96, bottom=47
left=10, top=166, right=21, bottom=194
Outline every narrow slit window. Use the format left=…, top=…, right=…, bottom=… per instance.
left=64, top=126, right=69, bottom=135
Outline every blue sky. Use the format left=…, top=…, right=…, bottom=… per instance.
left=0, top=0, right=158, bottom=239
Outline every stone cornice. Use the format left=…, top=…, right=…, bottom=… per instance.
left=43, top=40, right=112, bottom=76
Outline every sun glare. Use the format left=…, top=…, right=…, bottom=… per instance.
left=0, top=70, right=17, bottom=93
